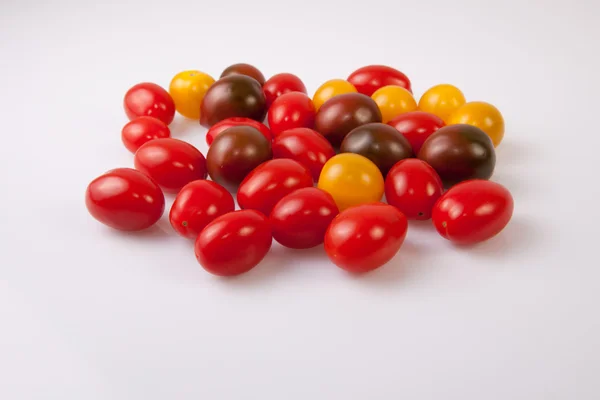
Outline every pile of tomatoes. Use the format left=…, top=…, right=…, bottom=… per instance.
left=86, top=64, right=514, bottom=276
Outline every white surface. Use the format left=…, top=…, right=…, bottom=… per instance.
left=1, top=0, right=599, bottom=399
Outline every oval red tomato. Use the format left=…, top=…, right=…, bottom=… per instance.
left=124, top=82, right=176, bottom=124
left=267, top=92, right=316, bottom=136
left=169, top=180, right=235, bottom=239
left=270, top=187, right=339, bottom=249
left=134, top=138, right=207, bottom=193
left=347, top=65, right=412, bottom=96
left=121, top=116, right=171, bottom=153
left=263, top=73, right=307, bottom=108
left=388, top=111, right=445, bottom=154
left=85, top=168, right=165, bottom=231
left=324, top=203, right=408, bottom=273
left=195, top=210, right=273, bottom=276
left=205, top=117, right=272, bottom=146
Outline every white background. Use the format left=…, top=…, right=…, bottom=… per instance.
left=1, top=0, right=599, bottom=399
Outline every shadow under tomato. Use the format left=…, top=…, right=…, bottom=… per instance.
left=107, top=221, right=173, bottom=240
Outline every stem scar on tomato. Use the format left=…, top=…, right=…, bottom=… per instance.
left=182, top=221, right=188, bottom=227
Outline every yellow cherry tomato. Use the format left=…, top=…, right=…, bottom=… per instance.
left=448, top=101, right=505, bottom=146
left=418, top=84, right=466, bottom=123
left=313, top=79, right=357, bottom=111
left=371, top=85, right=417, bottom=123
left=317, top=153, right=384, bottom=211
left=169, top=70, right=215, bottom=120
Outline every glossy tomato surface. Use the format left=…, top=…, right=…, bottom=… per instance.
left=388, top=111, right=445, bottom=154
left=169, top=70, right=215, bottom=119
left=263, top=73, right=307, bottom=108
left=432, top=180, right=514, bottom=244
left=272, top=127, right=335, bottom=181
left=124, top=82, right=175, bottom=124
left=347, top=65, right=412, bottom=96
left=312, top=79, right=357, bottom=111
left=267, top=92, right=316, bottom=136
left=169, top=180, right=235, bottom=239
left=195, top=210, right=272, bottom=276
left=134, top=138, right=207, bottom=193
left=371, top=85, right=418, bottom=123
left=270, top=187, right=339, bottom=249
left=418, top=84, right=466, bottom=123
left=220, top=63, right=266, bottom=86
left=205, top=117, right=272, bottom=146
left=237, top=159, right=313, bottom=216
left=85, top=168, right=165, bottom=231
left=324, top=203, right=408, bottom=273
left=448, top=101, right=505, bottom=147
left=385, top=159, right=443, bottom=220
left=121, top=116, right=171, bottom=153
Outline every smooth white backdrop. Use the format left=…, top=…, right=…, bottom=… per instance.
left=1, top=0, right=599, bottom=399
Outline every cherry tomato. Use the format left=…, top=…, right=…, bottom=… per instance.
left=220, top=63, right=265, bottom=86
left=237, top=159, right=313, bottom=216
left=270, top=187, right=339, bottom=249
left=85, top=168, right=165, bottom=231
left=134, top=138, right=207, bottom=193
left=195, top=210, right=272, bottom=276
left=347, top=65, right=412, bottom=96
left=317, top=153, right=384, bottom=211
left=432, top=180, right=514, bottom=245
left=169, top=70, right=215, bottom=120
left=124, top=82, right=175, bottom=124
left=169, top=180, right=235, bottom=239
left=418, top=84, right=466, bottom=123
left=263, top=73, right=307, bottom=108
left=268, top=92, right=316, bottom=136
left=388, top=111, right=445, bottom=154
left=272, top=128, right=335, bottom=181
left=448, top=101, right=505, bottom=147
left=121, top=116, right=171, bottom=153
left=371, top=85, right=418, bottom=123
left=324, top=203, right=408, bottom=273
left=205, top=117, right=272, bottom=146
left=385, top=159, right=443, bottom=220
left=312, top=79, right=357, bottom=111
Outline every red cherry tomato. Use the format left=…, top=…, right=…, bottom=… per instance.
left=268, top=92, right=316, bottom=136
left=272, top=128, right=335, bottom=181
left=169, top=180, right=235, bottom=239
left=205, top=117, right=272, bottom=146
left=121, top=116, right=171, bottom=153
left=195, top=210, right=272, bottom=276
left=237, top=159, right=313, bottom=216
left=85, top=168, right=165, bottom=231
left=124, top=82, right=176, bottom=124
left=263, top=73, right=307, bottom=108
left=388, top=111, right=445, bottom=154
left=134, top=138, right=207, bottom=193
left=432, top=180, right=514, bottom=245
left=347, top=65, right=412, bottom=96
left=270, top=187, right=339, bottom=249
left=324, top=203, right=408, bottom=273
left=385, top=159, right=444, bottom=220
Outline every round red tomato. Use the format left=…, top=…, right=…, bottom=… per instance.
left=85, top=168, right=165, bottom=231
left=237, top=159, right=313, bottom=216
left=272, top=128, right=335, bottom=181
left=388, top=111, right=445, bottom=154
left=347, top=65, right=412, bottom=96
left=263, top=73, right=307, bottom=108
left=324, top=203, right=408, bottom=273
left=121, top=116, right=171, bottom=153
left=124, top=82, right=176, bottom=124
left=195, top=210, right=273, bottom=276
left=270, top=187, right=339, bottom=249
left=205, top=117, right=272, bottom=146
left=268, top=92, right=316, bottom=136
left=169, top=180, right=235, bottom=239
left=385, top=159, right=444, bottom=220
left=134, top=138, right=207, bottom=193
left=432, top=180, right=514, bottom=245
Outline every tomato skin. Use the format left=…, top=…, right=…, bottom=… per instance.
left=205, top=117, right=272, bottom=146
left=237, top=159, right=313, bottom=216
left=312, top=79, right=357, bottom=111
left=195, top=210, right=273, bottom=276
left=324, top=203, right=408, bottom=273
left=169, top=70, right=215, bottom=120
left=121, top=116, right=171, bottom=153
left=432, top=180, right=514, bottom=245
left=220, top=63, right=266, bottom=86
left=169, top=180, right=235, bottom=239
left=388, top=111, right=445, bottom=154
left=263, top=73, right=307, bottom=108
left=448, top=101, right=505, bottom=147
left=418, top=84, right=466, bottom=123
left=268, top=92, right=316, bottom=136
left=347, top=65, right=412, bottom=96
left=272, top=128, right=335, bottom=181
left=371, top=85, right=418, bottom=123
left=124, top=82, right=175, bottom=125
left=385, top=159, right=443, bottom=220
left=134, top=138, right=207, bottom=193
left=270, top=187, right=339, bottom=249
left=85, top=168, right=165, bottom=231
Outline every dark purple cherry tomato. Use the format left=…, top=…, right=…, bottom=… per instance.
left=220, top=63, right=266, bottom=86
left=263, top=73, right=307, bottom=108
left=347, top=65, right=412, bottom=96
left=124, top=82, right=176, bottom=125
left=121, top=116, right=171, bottom=153
left=268, top=92, right=316, bottom=136
left=205, top=117, right=272, bottom=146
left=388, top=111, right=445, bottom=154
